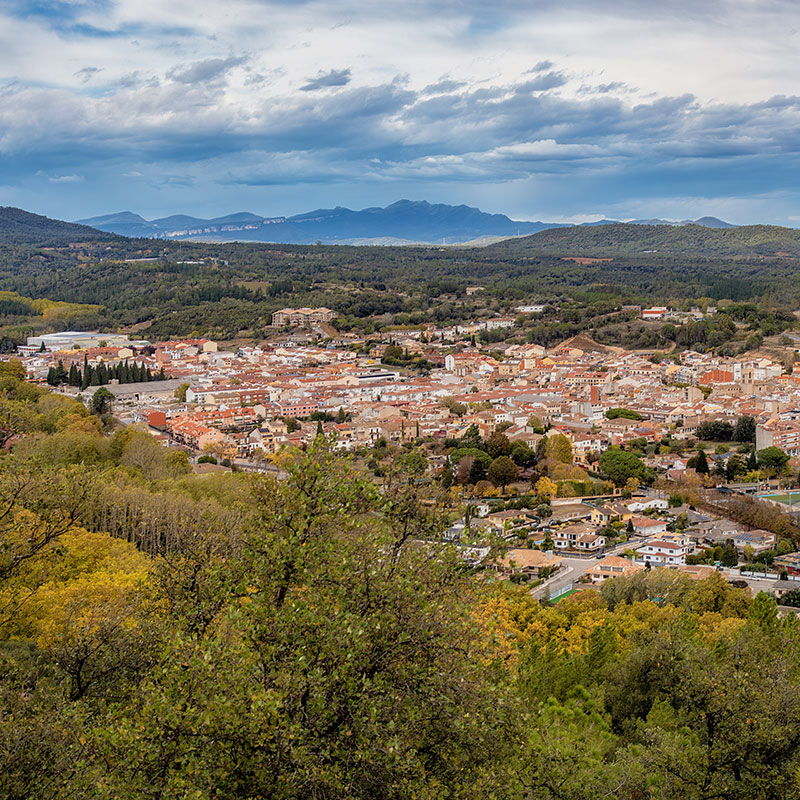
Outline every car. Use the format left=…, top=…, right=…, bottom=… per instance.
left=595, top=552, right=606, bottom=559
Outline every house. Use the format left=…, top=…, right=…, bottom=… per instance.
left=586, top=556, right=644, bottom=584
left=775, top=553, right=800, bottom=576
left=733, top=530, right=777, bottom=556
left=635, top=534, right=692, bottom=566
left=552, top=524, right=605, bottom=552
left=493, top=549, right=562, bottom=579
left=590, top=502, right=633, bottom=527
left=773, top=579, right=800, bottom=600
left=627, top=497, right=669, bottom=513
left=631, top=516, right=668, bottom=537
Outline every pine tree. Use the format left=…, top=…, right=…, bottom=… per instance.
left=695, top=448, right=709, bottom=475
left=46, top=366, right=56, bottom=386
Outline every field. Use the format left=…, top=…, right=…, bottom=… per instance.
left=761, top=492, right=800, bottom=506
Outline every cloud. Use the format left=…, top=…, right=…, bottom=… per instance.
left=167, top=56, right=247, bottom=85
left=74, top=66, right=102, bottom=83
left=48, top=174, right=83, bottom=183
left=299, top=68, right=352, bottom=91
left=2, top=0, right=800, bottom=223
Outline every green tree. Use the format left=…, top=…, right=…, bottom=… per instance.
left=174, top=382, right=190, bottom=402
left=90, top=386, right=114, bottom=416
left=598, top=448, right=648, bottom=486
left=487, top=456, right=519, bottom=490
left=758, top=446, right=790, bottom=473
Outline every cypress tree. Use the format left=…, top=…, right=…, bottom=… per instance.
left=68, top=363, right=78, bottom=386
left=46, top=366, right=55, bottom=385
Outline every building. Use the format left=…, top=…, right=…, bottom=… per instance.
left=631, top=517, right=668, bottom=536
left=26, top=331, right=131, bottom=351
left=756, top=420, right=800, bottom=456
left=271, top=308, right=336, bottom=328
left=493, top=549, right=562, bottom=579
left=635, top=534, right=692, bottom=566
left=642, top=307, right=668, bottom=320
left=586, top=556, right=644, bottom=585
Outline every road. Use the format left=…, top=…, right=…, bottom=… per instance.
left=531, top=556, right=787, bottom=601
left=531, top=555, right=597, bottom=599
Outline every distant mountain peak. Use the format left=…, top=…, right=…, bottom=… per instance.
left=72, top=202, right=738, bottom=245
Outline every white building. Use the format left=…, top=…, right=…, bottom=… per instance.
left=635, top=534, right=692, bottom=566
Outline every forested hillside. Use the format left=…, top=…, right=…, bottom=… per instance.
left=1, top=209, right=800, bottom=344
left=0, top=207, right=114, bottom=246
left=491, top=222, right=800, bottom=258
left=1, top=359, right=800, bottom=799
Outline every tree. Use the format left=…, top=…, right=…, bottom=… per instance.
left=535, top=476, right=558, bottom=499
left=598, top=448, right=648, bottom=486
left=174, top=382, right=190, bottom=402
left=544, top=433, right=572, bottom=465
left=719, top=540, right=738, bottom=566
left=605, top=408, right=643, bottom=420
left=527, top=415, right=545, bottom=434
left=90, top=386, right=114, bottom=416
left=758, top=446, right=790, bottom=473
left=694, top=448, right=709, bottom=475
left=510, top=440, right=535, bottom=468
left=486, top=431, right=511, bottom=459
left=733, top=414, right=756, bottom=443
left=487, top=456, right=519, bottom=491
left=726, top=453, right=746, bottom=481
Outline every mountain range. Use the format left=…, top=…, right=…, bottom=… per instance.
left=76, top=200, right=736, bottom=245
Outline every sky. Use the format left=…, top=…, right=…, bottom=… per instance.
left=1, top=0, right=800, bottom=225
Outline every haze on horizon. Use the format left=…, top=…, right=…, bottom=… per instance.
left=1, top=0, right=799, bottom=226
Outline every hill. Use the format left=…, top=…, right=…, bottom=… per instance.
left=490, top=222, right=800, bottom=259
left=0, top=207, right=114, bottom=246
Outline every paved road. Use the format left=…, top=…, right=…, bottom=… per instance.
left=531, top=555, right=597, bottom=599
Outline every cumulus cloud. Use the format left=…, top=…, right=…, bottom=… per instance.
left=299, top=68, right=352, bottom=91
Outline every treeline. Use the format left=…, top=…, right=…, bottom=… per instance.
left=46, top=357, right=166, bottom=388
left=5, top=221, right=800, bottom=341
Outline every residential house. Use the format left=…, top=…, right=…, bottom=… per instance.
left=586, top=556, right=644, bottom=584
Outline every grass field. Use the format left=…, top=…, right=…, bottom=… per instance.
left=761, top=492, right=800, bottom=506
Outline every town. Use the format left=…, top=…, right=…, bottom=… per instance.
left=17, top=306, right=800, bottom=607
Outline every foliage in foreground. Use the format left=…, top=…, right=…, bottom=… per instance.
left=1, top=364, right=800, bottom=799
